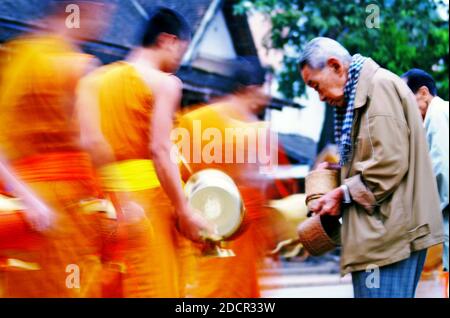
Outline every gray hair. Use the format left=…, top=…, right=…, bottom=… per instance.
left=298, top=37, right=352, bottom=70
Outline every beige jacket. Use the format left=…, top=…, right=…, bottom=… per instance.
left=340, top=58, right=444, bottom=275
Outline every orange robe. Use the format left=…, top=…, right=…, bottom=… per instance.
left=177, top=103, right=274, bottom=298
left=89, top=62, right=186, bottom=297
left=0, top=35, right=103, bottom=297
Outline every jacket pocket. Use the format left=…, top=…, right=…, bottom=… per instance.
left=378, top=192, right=402, bottom=220
left=357, top=207, right=387, bottom=236
left=407, top=223, right=431, bottom=242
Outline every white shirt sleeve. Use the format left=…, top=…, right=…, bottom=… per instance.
left=424, top=97, right=449, bottom=211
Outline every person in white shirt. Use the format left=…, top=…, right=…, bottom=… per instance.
left=402, top=69, right=449, bottom=281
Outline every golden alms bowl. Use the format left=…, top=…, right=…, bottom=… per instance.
left=184, top=169, right=245, bottom=243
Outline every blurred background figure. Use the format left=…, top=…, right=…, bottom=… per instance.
left=0, top=0, right=445, bottom=299
left=77, top=6, right=211, bottom=298
left=0, top=0, right=112, bottom=297
left=402, top=69, right=449, bottom=297
left=177, top=56, right=279, bottom=298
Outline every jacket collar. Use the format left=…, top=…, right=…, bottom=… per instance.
left=353, top=58, right=380, bottom=109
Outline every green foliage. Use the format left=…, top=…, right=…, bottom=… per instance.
left=235, top=0, right=449, bottom=100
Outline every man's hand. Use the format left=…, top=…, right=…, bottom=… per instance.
left=309, top=187, right=344, bottom=217
left=1, top=158, right=55, bottom=232
left=176, top=205, right=215, bottom=243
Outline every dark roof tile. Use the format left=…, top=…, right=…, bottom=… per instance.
left=137, top=0, right=212, bottom=32
left=99, top=0, right=212, bottom=49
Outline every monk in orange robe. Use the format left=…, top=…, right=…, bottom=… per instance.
left=77, top=7, right=212, bottom=298
left=0, top=0, right=111, bottom=297
left=177, top=58, right=277, bottom=298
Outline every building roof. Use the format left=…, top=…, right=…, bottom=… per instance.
left=97, top=0, right=213, bottom=50
left=0, top=0, right=258, bottom=64
left=138, top=0, right=213, bottom=34
left=0, top=0, right=214, bottom=58
left=0, top=0, right=303, bottom=109
left=0, top=0, right=48, bottom=43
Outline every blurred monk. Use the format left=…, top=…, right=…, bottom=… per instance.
left=77, top=7, right=212, bottom=297
left=177, top=57, right=277, bottom=298
left=0, top=0, right=112, bottom=297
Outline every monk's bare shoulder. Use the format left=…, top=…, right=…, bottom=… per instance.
left=144, top=69, right=182, bottom=96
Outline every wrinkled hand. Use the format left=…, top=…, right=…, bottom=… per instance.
left=176, top=205, right=216, bottom=243
left=309, top=187, right=343, bottom=217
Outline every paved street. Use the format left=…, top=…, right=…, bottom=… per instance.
left=259, top=258, right=447, bottom=298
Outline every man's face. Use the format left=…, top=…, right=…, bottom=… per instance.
left=401, top=77, right=431, bottom=120
left=301, top=60, right=348, bottom=107
left=414, top=86, right=430, bottom=120
left=162, top=37, right=190, bottom=73
left=245, top=85, right=270, bottom=115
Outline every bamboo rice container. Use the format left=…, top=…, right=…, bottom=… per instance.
left=305, top=169, right=340, bottom=210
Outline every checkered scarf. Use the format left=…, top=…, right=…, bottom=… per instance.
left=334, top=54, right=367, bottom=165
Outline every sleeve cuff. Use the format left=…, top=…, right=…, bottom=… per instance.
left=344, top=174, right=377, bottom=214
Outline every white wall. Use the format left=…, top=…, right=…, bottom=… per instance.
left=247, top=12, right=325, bottom=142
left=269, top=87, right=325, bottom=143
left=197, top=11, right=237, bottom=60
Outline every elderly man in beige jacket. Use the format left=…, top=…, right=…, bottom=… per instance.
left=298, top=37, right=444, bottom=298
